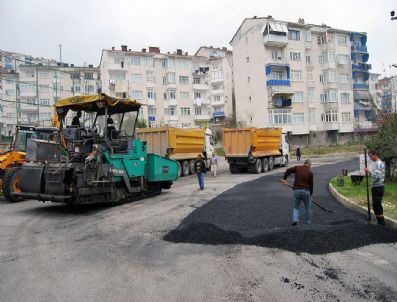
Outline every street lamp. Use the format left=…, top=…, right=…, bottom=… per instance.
left=391, top=10, right=397, bottom=20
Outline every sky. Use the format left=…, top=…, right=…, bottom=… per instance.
left=1, top=0, right=396, bottom=76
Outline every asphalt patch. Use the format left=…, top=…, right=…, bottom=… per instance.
left=164, top=159, right=397, bottom=254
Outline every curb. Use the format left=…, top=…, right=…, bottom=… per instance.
left=329, top=182, right=397, bottom=230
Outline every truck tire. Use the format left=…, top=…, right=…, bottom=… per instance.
left=182, top=160, right=190, bottom=177
left=189, top=160, right=195, bottom=175
left=229, top=163, right=238, bottom=174
left=3, top=167, right=23, bottom=202
left=268, top=156, right=274, bottom=170
left=177, top=161, right=182, bottom=178
left=262, top=158, right=269, bottom=172
left=252, top=158, right=262, bottom=174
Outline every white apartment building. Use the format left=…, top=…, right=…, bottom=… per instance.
left=0, top=67, right=19, bottom=136
left=230, top=16, right=373, bottom=145
left=377, top=76, right=397, bottom=115
left=100, top=45, right=233, bottom=129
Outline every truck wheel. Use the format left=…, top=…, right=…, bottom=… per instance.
left=268, top=156, right=274, bottom=170
left=262, top=158, right=269, bottom=172
left=177, top=161, right=182, bottom=178
left=252, top=158, right=262, bottom=174
left=182, top=160, right=190, bottom=177
left=229, top=164, right=237, bottom=174
left=189, top=160, right=195, bottom=175
left=3, top=167, right=23, bottom=202
left=283, top=155, right=289, bottom=167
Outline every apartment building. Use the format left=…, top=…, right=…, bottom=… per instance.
left=100, top=45, right=233, bottom=128
left=0, top=67, right=19, bottom=136
left=230, top=16, right=373, bottom=145
left=377, top=76, right=397, bottom=114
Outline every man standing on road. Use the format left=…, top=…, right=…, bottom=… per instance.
left=210, top=152, right=218, bottom=177
left=195, top=154, right=206, bottom=190
left=296, top=146, right=301, bottom=161
left=280, top=159, right=313, bottom=226
left=364, top=150, right=386, bottom=225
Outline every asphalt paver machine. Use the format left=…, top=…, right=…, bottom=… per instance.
left=7, top=94, right=178, bottom=204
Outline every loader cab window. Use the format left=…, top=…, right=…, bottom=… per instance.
left=14, top=130, right=34, bottom=152
left=121, top=111, right=139, bottom=137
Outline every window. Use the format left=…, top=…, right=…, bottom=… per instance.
left=309, top=109, right=316, bottom=124
left=27, top=98, right=37, bottom=106
left=146, top=70, right=155, bottom=83
left=323, top=69, right=336, bottom=83
left=19, top=82, right=35, bottom=91
left=248, top=76, right=250, bottom=82
left=308, top=87, right=315, bottom=102
left=320, top=89, right=337, bottom=103
left=5, top=77, right=13, bottom=84
left=167, top=58, right=175, bottom=68
left=246, top=57, right=249, bottom=63
left=71, top=73, right=80, bottom=79
left=146, top=57, right=154, bottom=67
left=321, top=110, right=338, bottom=122
left=271, top=50, right=281, bottom=60
left=337, top=35, right=347, bottom=45
left=269, top=109, right=292, bottom=125
left=109, top=71, right=125, bottom=81
left=179, top=76, right=189, bottom=85
left=305, top=30, right=312, bottom=41
left=162, top=77, right=167, bottom=85
left=164, top=108, right=175, bottom=115
left=161, top=60, right=167, bottom=68
left=147, top=88, right=156, bottom=100
left=341, top=112, right=351, bottom=122
left=306, top=56, right=311, bottom=63
left=288, top=30, right=300, bottom=41
left=139, top=107, right=144, bottom=116
left=131, top=90, right=143, bottom=99
left=194, top=92, right=201, bottom=99
left=131, top=56, right=141, bottom=65
left=181, top=123, right=191, bottom=128
left=292, top=92, right=304, bottom=103
left=84, top=73, right=94, bottom=79
left=114, top=57, right=124, bottom=64
left=39, top=85, right=50, bottom=92
left=180, top=91, right=189, bottom=100
left=272, top=71, right=283, bottom=80
left=176, top=60, right=189, bottom=69
left=291, top=70, right=302, bottom=81
left=168, top=89, right=176, bottom=99
left=72, top=85, right=81, bottom=93
left=149, top=121, right=156, bottom=128
left=25, top=70, right=35, bottom=78
left=195, top=108, right=202, bottom=115
left=167, top=72, right=175, bottom=84
left=338, top=54, right=348, bottom=65
left=85, top=85, right=94, bottom=93
left=339, top=74, right=349, bottom=84
left=180, top=107, right=191, bottom=115
left=131, top=74, right=143, bottom=82
left=293, top=112, right=304, bottom=124
left=307, top=69, right=314, bottom=81
left=211, top=70, right=223, bottom=81
left=193, top=77, right=201, bottom=84
left=148, top=107, right=156, bottom=116
left=290, top=50, right=301, bottom=61
left=341, top=93, right=350, bottom=104
left=38, top=72, right=49, bottom=79
left=40, top=99, right=50, bottom=106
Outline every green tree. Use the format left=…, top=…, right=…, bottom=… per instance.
left=136, top=118, right=147, bottom=128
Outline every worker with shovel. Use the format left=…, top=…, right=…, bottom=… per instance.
left=280, top=159, right=313, bottom=226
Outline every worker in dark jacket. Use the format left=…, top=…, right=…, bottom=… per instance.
left=71, top=111, right=82, bottom=127
left=280, top=159, right=313, bottom=226
left=195, top=154, right=207, bottom=190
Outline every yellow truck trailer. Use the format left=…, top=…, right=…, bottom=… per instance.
left=223, top=127, right=289, bottom=174
left=137, top=127, right=214, bottom=177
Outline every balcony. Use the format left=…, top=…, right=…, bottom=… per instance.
left=382, top=94, right=392, bottom=100
left=193, top=83, right=209, bottom=90
left=353, top=83, right=369, bottom=90
left=194, top=98, right=211, bottom=107
left=323, top=101, right=338, bottom=111
left=382, top=100, right=392, bottom=107
left=266, top=79, right=290, bottom=87
left=167, top=116, right=178, bottom=122
left=324, top=122, right=339, bottom=131
left=211, top=77, right=224, bottom=83
left=194, top=114, right=211, bottom=121
left=212, top=99, right=225, bottom=107
left=351, top=44, right=368, bottom=53
left=147, top=99, right=156, bottom=106
left=263, top=34, right=288, bottom=46
left=211, top=89, right=224, bottom=95
left=192, top=67, right=209, bottom=75
left=352, top=63, right=371, bottom=71
left=213, top=111, right=225, bottom=118
left=165, top=99, right=177, bottom=107
left=272, top=98, right=291, bottom=108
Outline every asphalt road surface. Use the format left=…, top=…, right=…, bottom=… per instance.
left=1, top=156, right=396, bottom=302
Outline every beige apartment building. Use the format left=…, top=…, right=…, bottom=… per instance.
left=100, top=45, right=233, bottom=128
left=230, top=16, right=374, bottom=145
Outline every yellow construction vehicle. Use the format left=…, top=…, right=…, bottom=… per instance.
left=0, top=125, right=57, bottom=201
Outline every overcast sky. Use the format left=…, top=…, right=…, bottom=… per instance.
left=1, top=0, right=396, bottom=76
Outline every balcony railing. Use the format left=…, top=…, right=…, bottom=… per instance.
left=272, top=98, right=291, bottom=107
left=382, top=94, right=392, bottom=99
left=352, top=63, right=371, bottom=71
left=213, top=111, right=225, bottom=118
left=266, top=79, right=290, bottom=86
left=194, top=98, right=211, bottom=106
left=351, top=44, right=368, bottom=53
left=353, top=83, right=369, bottom=90
left=263, top=34, right=288, bottom=46
left=194, top=114, right=211, bottom=121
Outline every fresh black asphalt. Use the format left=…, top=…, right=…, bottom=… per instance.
left=164, top=159, right=397, bottom=254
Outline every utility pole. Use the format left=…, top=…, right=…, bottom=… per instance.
left=14, top=58, right=19, bottom=125
left=36, top=65, right=40, bottom=125
left=58, top=44, right=62, bottom=63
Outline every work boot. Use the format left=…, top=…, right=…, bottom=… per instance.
left=291, top=221, right=298, bottom=226
left=377, top=216, right=386, bottom=225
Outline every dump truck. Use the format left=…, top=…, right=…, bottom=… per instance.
left=136, top=127, right=214, bottom=177
left=223, top=127, right=289, bottom=174
left=6, top=94, right=178, bottom=205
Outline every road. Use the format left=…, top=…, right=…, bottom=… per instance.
left=0, top=156, right=396, bottom=302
